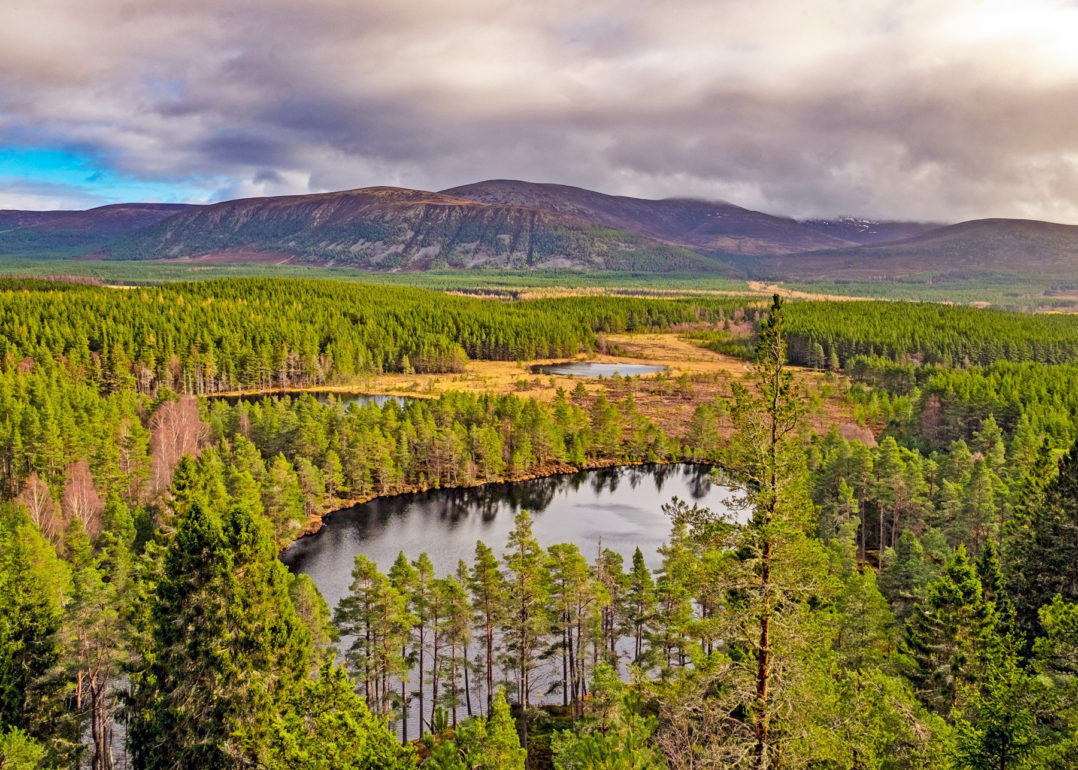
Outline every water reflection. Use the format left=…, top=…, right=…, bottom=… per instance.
left=280, top=463, right=732, bottom=609
left=531, top=362, right=666, bottom=377
left=279, top=463, right=736, bottom=735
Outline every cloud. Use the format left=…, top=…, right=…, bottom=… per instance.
left=0, top=0, right=1077, bottom=220
left=0, top=177, right=108, bottom=210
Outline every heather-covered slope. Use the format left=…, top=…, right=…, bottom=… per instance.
left=105, top=186, right=726, bottom=272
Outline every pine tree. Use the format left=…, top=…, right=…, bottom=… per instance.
left=0, top=727, right=48, bottom=769
left=334, top=555, right=412, bottom=718
left=502, top=510, right=549, bottom=745
left=546, top=542, right=605, bottom=716
left=469, top=541, right=506, bottom=714
left=1005, top=440, right=1078, bottom=636
left=953, top=645, right=1039, bottom=770
left=901, top=545, right=994, bottom=717
left=412, top=552, right=436, bottom=737
left=61, top=518, right=132, bottom=770
left=387, top=552, right=419, bottom=742
left=625, top=547, right=656, bottom=664
left=550, top=664, right=666, bottom=769
left=719, top=295, right=831, bottom=768
left=263, top=663, right=415, bottom=769
left=128, top=501, right=311, bottom=768
left=290, top=573, right=337, bottom=670
left=878, top=530, right=938, bottom=621
left=657, top=295, right=837, bottom=769
left=422, top=688, right=526, bottom=770
left=0, top=504, right=73, bottom=764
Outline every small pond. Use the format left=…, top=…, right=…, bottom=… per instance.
left=530, top=361, right=666, bottom=377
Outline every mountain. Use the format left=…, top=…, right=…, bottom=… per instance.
left=443, top=180, right=852, bottom=256
left=800, top=216, right=942, bottom=245
left=760, top=218, right=1078, bottom=279
left=0, top=203, right=194, bottom=257
left=5, top=182, right=1078, bottom=281
left=105, top=186, right=727, bottom=272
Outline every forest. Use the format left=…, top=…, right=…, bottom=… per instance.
left=0, top=278, right=1076, bottom=768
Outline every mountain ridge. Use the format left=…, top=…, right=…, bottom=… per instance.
left=759, top=217, right=1078, bottom=279
left=101, top=186, right=729, bottom=273
left=1, top=180, right=1076, bottom=279
left=442, top=179, right=853, bottom=256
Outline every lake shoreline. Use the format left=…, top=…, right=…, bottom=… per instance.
left=289, top=455, right=714, bottom=544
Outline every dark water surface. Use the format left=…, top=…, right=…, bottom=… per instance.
left=280, top=463, right=734, bottom=608
left=530, top=362, right=666, bottom=377
left=279, top=463, right=737, bottom=734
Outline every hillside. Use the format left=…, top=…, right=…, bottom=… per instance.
left=0, top=203, right=193, bottom=257
left=758, top=218, right=1078, bottom=279
left=4, top=183, right=1078, bottom=281
left=800, top=216, right=942, bottom=245
left=105, top=186, right=726, bottom=272
left=443, top=179, right=852, bottom=256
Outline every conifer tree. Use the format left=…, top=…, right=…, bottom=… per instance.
left=0, top=504, right=73, bottom=764
left=422, top=688, right=525, bottom=770
left=901, top=545, right=994, bottom=717
left=502, top=510, right=549, bottom=745
left=658, top=295, right=836, bottom=769
left=289, top=573, right=337, bottom=670
left=718, top=295, right=831, bottom=768
left=879, top=530, right=939, bottom=621
left=625, top=547, right=656, bottom=664
left=263, top=663, right=415, bottom=769
left=388, top=551, right=419, bottom=742
left=1005, top=440, right=1078, bottom=636
left=412, top=552, right=436, bottom=736
left=469, top=541, right=506, bottom=714
left=334, top=555, right=412, bottom=718
left=128, top=500, right=311, bottom=768
left=61, top=518, right=132, bottom=770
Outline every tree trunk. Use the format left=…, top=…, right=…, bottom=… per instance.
left=485, top=617, right=494, bottom=714
left=417, top=622, right=426, bottom=736
left=463, top=637, right=472, bottom=717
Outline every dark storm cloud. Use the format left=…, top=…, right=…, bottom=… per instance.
left=1, top=0, right=1077, bottom=220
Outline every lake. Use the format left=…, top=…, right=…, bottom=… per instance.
left=530, top=362, right=666, bottom=377
left=280, top=463, right=733, bottom=590
left=279, top=463, right=736, bottom=734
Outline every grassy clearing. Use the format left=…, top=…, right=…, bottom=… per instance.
left=215, top=332, right=867, bottom=444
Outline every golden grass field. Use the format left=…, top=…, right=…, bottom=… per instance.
left=215, top=333, right=876, bottom=445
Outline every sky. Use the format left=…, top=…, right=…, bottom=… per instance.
left=1, top=0, right=1077, bottom=221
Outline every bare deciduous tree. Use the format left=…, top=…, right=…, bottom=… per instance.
left=18, top=472, right=62, bottom=543
left=62, top=460, right=105, bottom=538
left=150, top=395, right=208, bottom=494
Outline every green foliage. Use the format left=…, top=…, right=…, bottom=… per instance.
left=0, top=278, right=743, bottom=395
left=3, top=270, right=1078, bottom=767
left=260, top=664, right=414, bottom=770
left=551, top=665, right=666, bottom=769
left=782, top=300, right=1078, bottom=368
left=422, top=689, right=526, bottom=770
left=1005, top=441, right=1078, bottom=636
left=290, top=574, right=337, bottom=670
left=128, top=499, right=312, bottom=768
left=0, top=505, right=72, bottom=761
left=0, top=726, right=48, bottom=769
left=900, top=546, right=994, bottom=716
